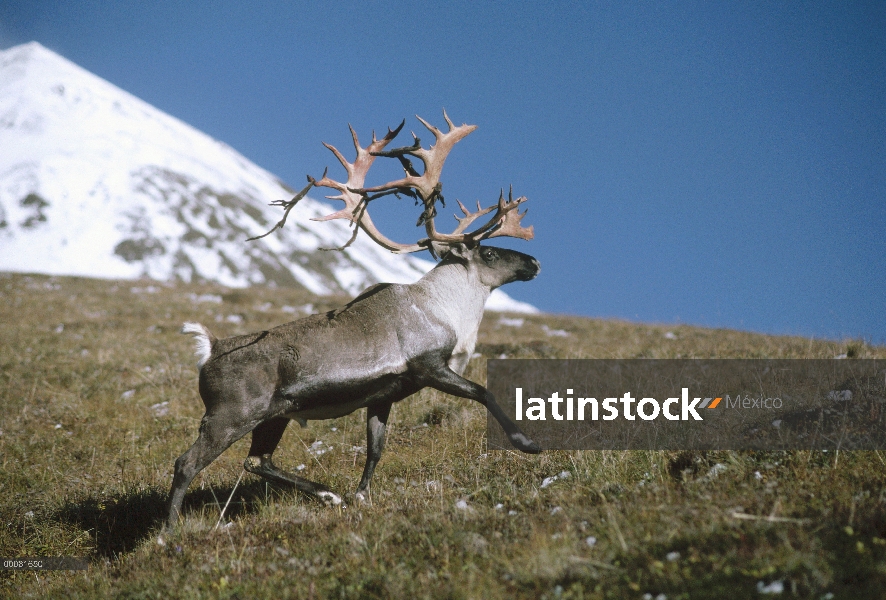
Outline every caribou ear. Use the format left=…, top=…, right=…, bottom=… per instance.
left=428, top=241, right=446, bottom=260
left=435, top=242, right=470, bottom=261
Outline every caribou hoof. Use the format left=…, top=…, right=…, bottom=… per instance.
left=510, top=432, right=542, bottom=454
left=317, top=490, right=343, bottom=506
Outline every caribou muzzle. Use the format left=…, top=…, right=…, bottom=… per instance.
left=516, top=256, right=541, bottom=281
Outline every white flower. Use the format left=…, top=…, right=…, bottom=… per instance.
left=706, top=463, right=727, bottom=479
left=541, top=471, right=570, bottom=488
left=757, top=580, right=784, bottom=594
left=151, top=401, right=170, bottom=417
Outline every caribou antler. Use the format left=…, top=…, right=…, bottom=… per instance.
left=307, top=121, right=431, bottom=253
left=250, top=120, right=427, bottom=252
left=355, top=111, right=476, bottom=223
left=431, top=186, right=533, bottom=243
left=250, top=111, right=533, bottom=254
left=351, top=111, right=532, bottom=249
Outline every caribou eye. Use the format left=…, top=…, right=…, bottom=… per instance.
left=482, top=249, right=498, bottom=262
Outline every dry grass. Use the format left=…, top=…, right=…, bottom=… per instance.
left=1, top=271, right=884, bottom=599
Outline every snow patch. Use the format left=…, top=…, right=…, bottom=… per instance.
left=498, top=317, right=525, bottom=327
left=486, top=289, right=539, bottom=313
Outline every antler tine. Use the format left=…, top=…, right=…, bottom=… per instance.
left=442, top=108, right=456, bottom=130
left=349, top=123, right=360, bottom=150
left=245, top=177, right=317, bottom=242
left=322, top=141, right=351, bottom=176
left=365, top=120, right=406, bottom=157
left=414, top=114, right=441, bottom=139
left=416, top=109, right=456, bottom=140
left=485, top=196, right=534, bottom=241
left=450, top=199, right=498, bottom=236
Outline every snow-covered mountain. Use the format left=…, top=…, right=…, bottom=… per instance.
left=0, top=42, right=536, bottom=312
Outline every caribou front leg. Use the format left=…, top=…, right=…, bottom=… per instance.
left=419, top=358, right=541, bottom=454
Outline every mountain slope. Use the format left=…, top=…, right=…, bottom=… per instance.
left=0, top=42, right=535, bottom=312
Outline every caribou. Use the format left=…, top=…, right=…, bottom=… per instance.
left=166, top=112, right=541, bottom=529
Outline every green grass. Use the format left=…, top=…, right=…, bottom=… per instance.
left=1, top=271, right=884, bottom=599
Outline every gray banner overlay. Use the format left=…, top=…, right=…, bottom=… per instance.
left=1, top=557, right=88, bottom=570
left=486, top=360, right=886, bottom=450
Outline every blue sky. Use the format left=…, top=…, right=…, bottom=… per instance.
left=2, top=1, right=884, bottom=343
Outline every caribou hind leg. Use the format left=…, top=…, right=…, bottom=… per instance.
left=354, top=401, right=393, bottom=503
left=166, top=413, right=260, bottom=529
left=243, top=416, right=342, bottom=506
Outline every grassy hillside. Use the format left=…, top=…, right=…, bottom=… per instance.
left=1, top=272, right=884, bottom=599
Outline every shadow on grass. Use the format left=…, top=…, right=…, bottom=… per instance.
left=53, top=480, right=288, bottom=559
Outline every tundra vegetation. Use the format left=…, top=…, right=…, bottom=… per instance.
left=1, top=271, right=884, bottom=599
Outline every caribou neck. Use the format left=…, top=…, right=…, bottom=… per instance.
left=412, top=260, right=489, bottom=334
